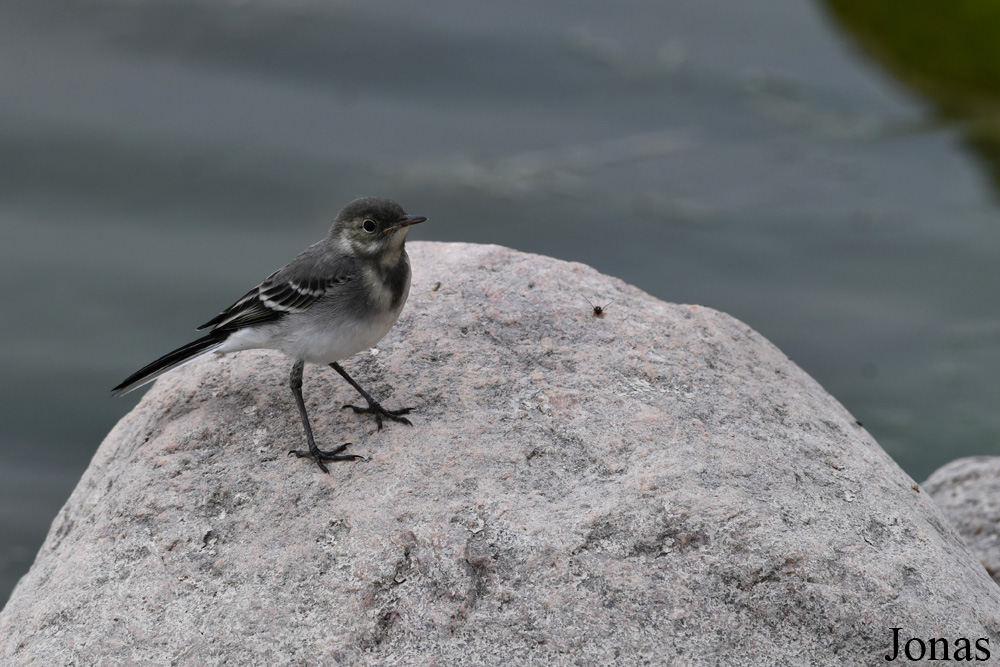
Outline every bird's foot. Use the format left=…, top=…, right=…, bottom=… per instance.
left=288, top=442, right=362, bottom=473
left=342, top=400, right=413, bottom=430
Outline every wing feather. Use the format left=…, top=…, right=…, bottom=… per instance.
left=198, top=246, right=354, bottom=331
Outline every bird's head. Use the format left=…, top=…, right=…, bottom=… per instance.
left=330, top=196, right=426, bottom=260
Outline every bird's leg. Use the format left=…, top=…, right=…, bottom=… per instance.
left=330, top=361, right=413, bottom=430
left=287, top=360, right=361, bottom=472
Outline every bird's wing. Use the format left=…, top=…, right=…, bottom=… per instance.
left=197, top=242, right=356, bottom=332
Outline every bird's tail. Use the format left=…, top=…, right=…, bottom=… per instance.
left=112, top=333, right=227, bottom=396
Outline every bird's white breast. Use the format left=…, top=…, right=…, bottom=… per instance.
left=216, top=271, right=410, bottom=365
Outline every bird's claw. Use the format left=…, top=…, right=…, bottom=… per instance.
left=288, top=443, right=362, bottom=473
left=342, top=402, right=413, bottom=430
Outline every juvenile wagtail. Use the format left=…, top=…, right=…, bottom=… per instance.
left=112, top=196, right=426, bottom=473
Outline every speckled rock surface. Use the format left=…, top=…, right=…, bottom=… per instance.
left=925, top=456, right=1000, bottom=586
left=2, top=242, right=999, bottom=665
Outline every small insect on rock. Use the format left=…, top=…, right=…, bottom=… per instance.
left=583, top=296, right=613, bottom=318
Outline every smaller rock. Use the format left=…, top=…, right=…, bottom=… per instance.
left=924, top=456, right=1000, bottom=585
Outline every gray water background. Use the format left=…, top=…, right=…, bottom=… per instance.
left=2, top=0, right=999, bottom=606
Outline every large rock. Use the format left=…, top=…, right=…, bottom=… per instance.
left=925, top=456, right=1000, bottom=586
left=2, top=242, right=998, bottom=665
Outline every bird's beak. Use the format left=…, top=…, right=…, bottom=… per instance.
left=384, top=215, right=427, bottom=234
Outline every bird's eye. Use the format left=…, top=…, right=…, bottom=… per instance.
left=362, top=219, right=377, bottom=233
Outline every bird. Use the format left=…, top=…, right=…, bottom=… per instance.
left=112, top=196, right=426, bottom=473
